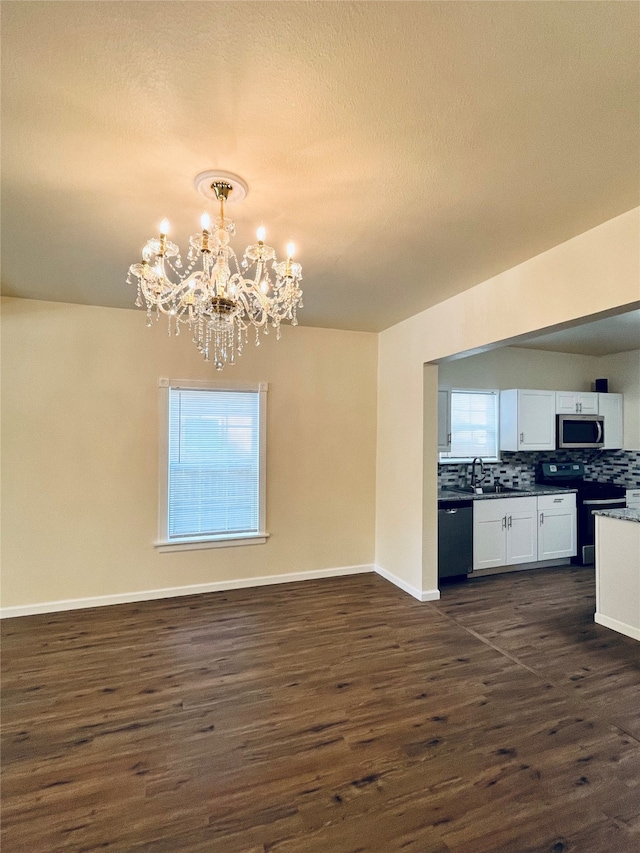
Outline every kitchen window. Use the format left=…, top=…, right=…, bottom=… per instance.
left=439, top=389, right=499, bottom=463
left=156, top=380, right=268, bottom=551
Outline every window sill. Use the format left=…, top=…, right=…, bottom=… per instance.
left=155, top=532, right=269, bottom=553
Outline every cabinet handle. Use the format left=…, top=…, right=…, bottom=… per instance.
left=540, top=512, right=544, bottom=525
left=447, top=432, right=451, bottom=444
left=502, top=516, right=506, bottom=529
left=520, top=432, right=524, bottom=444
left=507, top=515, right=512, bottom=529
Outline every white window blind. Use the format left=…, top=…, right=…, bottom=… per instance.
left=440, top=389, right=499, bottom=462
left=167, top=388, right=261, bottom=540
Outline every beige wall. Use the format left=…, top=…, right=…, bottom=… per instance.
left=377, top=207, right=640, bottom=596
left=1, top=298, right=378, bottom=609
left=438, top=346, right=599, bottom=392
left=2, top=209, right=638, bottom=611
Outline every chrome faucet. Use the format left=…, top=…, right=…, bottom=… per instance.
left=470, top=457, right=486, bottom=490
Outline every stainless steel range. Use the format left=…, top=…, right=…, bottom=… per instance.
left=536, top=462, right=627, bottom=564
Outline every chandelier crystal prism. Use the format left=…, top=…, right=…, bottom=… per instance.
left=127, top=172, right=303, bottom=370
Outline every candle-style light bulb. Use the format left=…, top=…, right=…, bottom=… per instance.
left=200, top=212, right=211, bottom=231
left=160, top=218, right=170, bottom=236
left=256, top=225, right=266, bottom=243
left=286, top=242, right=295, bottom=260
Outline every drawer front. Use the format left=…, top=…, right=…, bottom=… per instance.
left=474, top=496, right=537, bottom=521
left=538, top=493, right=576, bottom=511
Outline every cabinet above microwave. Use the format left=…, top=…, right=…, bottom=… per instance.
left=556, top=391, right=598, bottom=415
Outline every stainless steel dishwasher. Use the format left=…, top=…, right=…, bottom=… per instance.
left=438, top=499, right=473, bottom=579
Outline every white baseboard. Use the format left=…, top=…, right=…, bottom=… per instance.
left=0, top=564, right=375, bottom=619
left=595, top=612, right=640, bottom=642
left=374, top=565, right=440, bottom=602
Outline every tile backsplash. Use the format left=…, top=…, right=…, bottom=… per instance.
left=438, top=449, right=640, bottom=490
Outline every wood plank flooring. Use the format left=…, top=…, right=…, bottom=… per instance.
left=2, top=567, right=639, bottom=852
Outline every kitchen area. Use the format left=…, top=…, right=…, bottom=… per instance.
left=436, top=329, right=640, bottom=639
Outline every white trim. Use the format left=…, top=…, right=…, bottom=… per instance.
left=374, top=565, right=440, bottom=602
left=0, top=564, right=375, bottom=619
left=160, top=378, right=267, bottom=393
left=155, top=532, right=269, bottom=552
left=158, top=379, right=268, bottom=545
left=595, top=612, right=640, bottom=642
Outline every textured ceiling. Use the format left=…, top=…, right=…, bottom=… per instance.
left=2, top=2, right=639, bottom=332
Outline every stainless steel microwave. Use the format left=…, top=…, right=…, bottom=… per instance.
left=557, top=414, right=604, bottom=449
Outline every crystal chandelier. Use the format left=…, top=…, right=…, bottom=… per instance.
left=127, top=171, right=303, bottom=370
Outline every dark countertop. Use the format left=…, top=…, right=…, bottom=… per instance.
left=438, top=485, right=578, bottom=502
left=593, top=508, right=640, bottom=523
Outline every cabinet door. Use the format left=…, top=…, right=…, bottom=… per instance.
left=577, top=393, right=598, bottom=415
left=598, top=393, right=623, bottom=449
left=473, top=500, right=507, bottom=571
left=556, top=391, right=598, bottom=415
left=518, top=391, right=556, bottom=450
left=556, top=391, right=578, bottom=414
left=506, top=501, right=538, bottom=564
left=438, top=389, right=451, bottom=452
left=538, top=508, right=577, bottom=560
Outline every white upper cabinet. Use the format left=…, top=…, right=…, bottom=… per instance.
left=438, top=388, right=451, bottom=452
left=555, top=391, right=599, bottom=415
left=598, top=393, right=623, bottom=449
left=499, top=389, right=556, bottom=451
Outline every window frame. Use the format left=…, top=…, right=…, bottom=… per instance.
left=156, top=378, right=269, bottom=552
left=438, top=387, right=500, bottom=465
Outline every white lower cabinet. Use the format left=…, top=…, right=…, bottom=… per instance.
left=473, top=494, right=576, bottom=572
left=537, top=493, right=577, bottom=560
left=506, top=501, right=539, bottom=564
left=473, top=497, right=537, bottom=571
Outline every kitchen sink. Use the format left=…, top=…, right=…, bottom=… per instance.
left=451, top=485, right=525, bottom=495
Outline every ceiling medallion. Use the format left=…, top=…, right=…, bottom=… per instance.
left=127, top=171, right=303, bottom=370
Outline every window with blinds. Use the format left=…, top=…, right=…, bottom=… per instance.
left=162, top=384, right=266, bottom=544
left=439, top=389, right=499, bottom=462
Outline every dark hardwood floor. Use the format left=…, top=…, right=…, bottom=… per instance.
left=2, top=567, right=639, bottom=852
